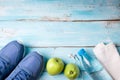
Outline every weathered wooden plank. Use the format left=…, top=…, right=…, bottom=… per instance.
left=0, top=0, right=120, bottom=20
left=29, top=47, right=120, bottom=67
left=0, top=21, right=120, bottom=47
left=0, top=44, right=119, bottom=79
left=28, top=47, right=96, bottom=66
left=27, top=47, right=120, bottom=80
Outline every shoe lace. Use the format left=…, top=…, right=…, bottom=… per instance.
left=0, top=58, right=9, bottom=75
left=13, top=70, right=31, bottom=80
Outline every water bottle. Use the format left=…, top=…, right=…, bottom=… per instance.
left=77, top=49, right=113, bottom=80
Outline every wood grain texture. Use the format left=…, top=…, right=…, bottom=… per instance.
left=0, top=0, right=120, bottom=21
left=0, top=0, right=120, bottom=80
left=0, top=21, right=120, bottom=47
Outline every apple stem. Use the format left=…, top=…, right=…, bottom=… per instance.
left=70, top=71, right=73, bottom=74
left=56, top=59, right=58, bottom=62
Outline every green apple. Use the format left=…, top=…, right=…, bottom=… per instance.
left=64, top=63, right=80, bottom=79
left=46, top=57, right=64, bottom=75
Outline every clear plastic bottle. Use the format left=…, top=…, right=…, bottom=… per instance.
left=77, top=49, right=113, bottom=80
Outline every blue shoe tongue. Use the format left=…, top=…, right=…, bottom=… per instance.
left=78, top=49, right=103, bottom=73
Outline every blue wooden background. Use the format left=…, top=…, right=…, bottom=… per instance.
left=0, top=0, right=120, bottom=80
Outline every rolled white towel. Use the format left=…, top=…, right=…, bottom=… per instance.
left=93, top=43, right=120, bottom=80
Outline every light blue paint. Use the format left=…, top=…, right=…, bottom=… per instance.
left=27, top=47, right=120, bottom=80
left=0, top=0, right=120, bottom=80
left=0, top=0, right=120, bottom=20
left=0, top=21, right=120, bottom=47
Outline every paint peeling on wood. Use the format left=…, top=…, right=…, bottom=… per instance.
left=41, top=16, right=71, bottom=21
left=0, top=28, right=16, bottom=38
left=0, top=0, right=120, bottom=20
left=0, top=0, right=120, bottom=80
left=0, top=21, right=120, bottom=47
left=104, top=21, right=120, bottom=28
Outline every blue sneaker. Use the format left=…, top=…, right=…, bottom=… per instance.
left=0, top=41, right=24, bottom=79
left=6, top=52, right=44, bottom=80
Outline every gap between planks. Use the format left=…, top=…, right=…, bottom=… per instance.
left=0, top=45, right=120, bottom=48
left=26, top=45, right=120, bottom=48
left=0, top=19, right=120, bottom=22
